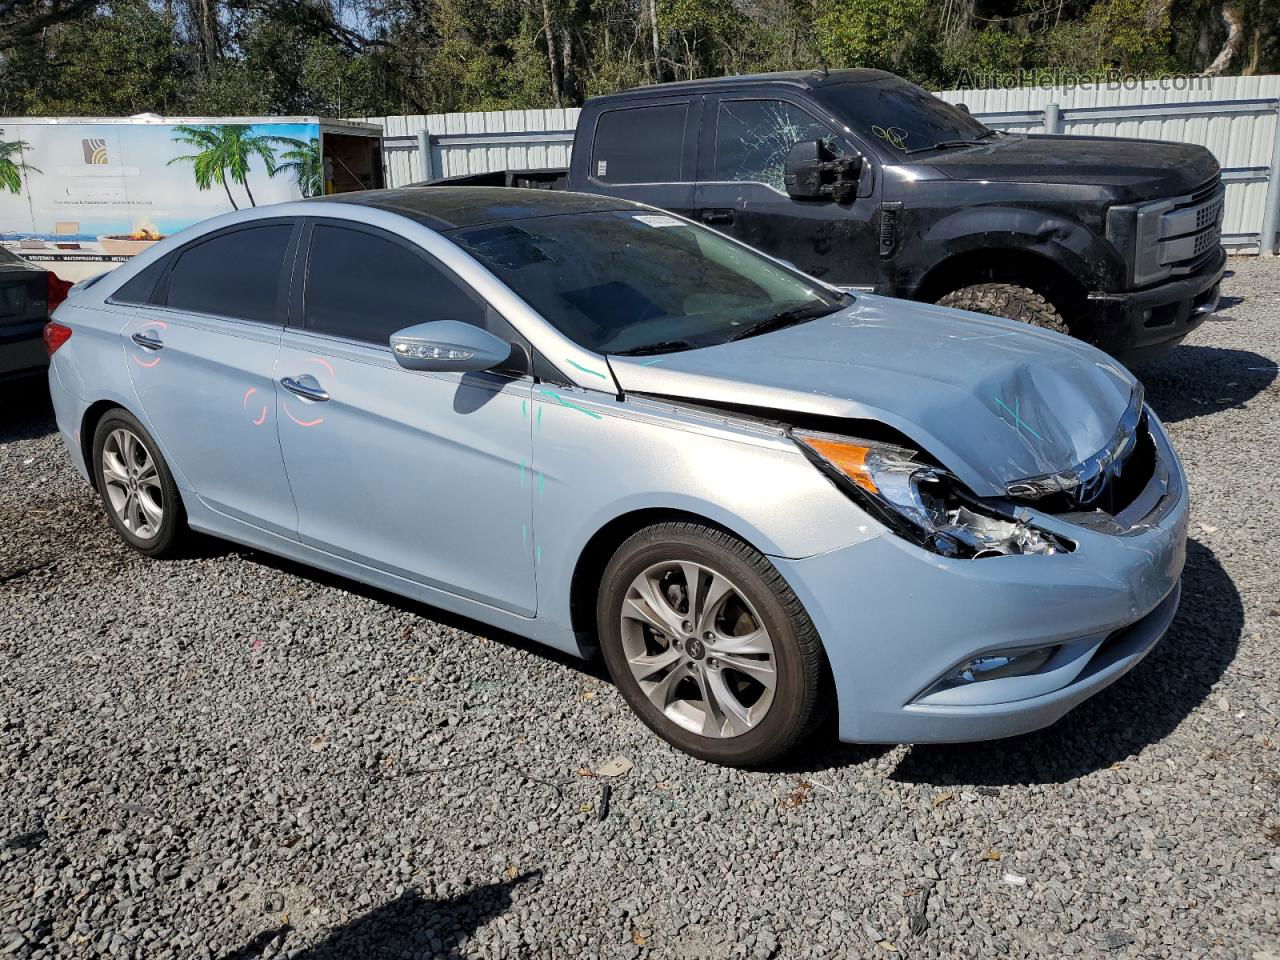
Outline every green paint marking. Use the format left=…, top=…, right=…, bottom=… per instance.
left=535, top=544, right=542, bottom=564
left=637, top=357, right=665, bottom=366
left=538, top=472, right=545, bottom=498
left=536, top=407, right=543, bottom=429
left=522, top=524, right=528, bottom=548
left=538, top=388, right=604, bottom=421
left=519, top=458, right=527, bottom=487
left=994, top=396, right=1044, bottom=441
left=565, top=358, right=608, bottom=379
left=521, top=399, right=527, bottom=418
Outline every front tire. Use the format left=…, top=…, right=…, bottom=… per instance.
left=597, top=522, right=828, bottom=766
left=936, top=282, right=1070, bottom=335
left=92, top=409, right=187, bottom=557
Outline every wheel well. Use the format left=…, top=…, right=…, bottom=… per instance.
left=79, top=400, right=124, bottom=490
left=914, top=249, right=1088, bottom=331
left=568, top=508, right=743, bottom=650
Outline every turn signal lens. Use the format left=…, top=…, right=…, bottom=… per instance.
left=793, top=435, right=880, bottom=493
left=43, top=321, right=72, bottom=355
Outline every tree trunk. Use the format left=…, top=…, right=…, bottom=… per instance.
left=242, top=178, right=256, bottom=207
left=219, top=172, right=239, bottom=211
left=541, top=0, right=563, bottom=108
left=649, top=0, right=662, bottom=83
left=1202, top=2, right=1244, bottom=76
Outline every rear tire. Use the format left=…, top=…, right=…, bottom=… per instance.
left=597, top=521, right=828, bottom=766
left=936, top=282, right=1070, bottom=335
left=92, top=409, right=187, bottom=558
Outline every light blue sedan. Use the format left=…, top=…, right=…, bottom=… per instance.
left=45, top=188, right=1188, bottom=766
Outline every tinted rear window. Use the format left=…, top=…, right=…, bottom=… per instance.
left=591, top=104, right=688, bottom=184
left=166, top=224, right=293, bottom=323
left=304, top=224, right=483, bottom=344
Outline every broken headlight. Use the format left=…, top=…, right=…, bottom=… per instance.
left=793, top=430, right=1072, bottom=559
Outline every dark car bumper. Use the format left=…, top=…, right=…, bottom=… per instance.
left=1085, top=247, right=1225, bottom=363
left=0, top=324, right=49, bottom=380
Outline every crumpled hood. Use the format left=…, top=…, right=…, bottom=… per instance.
left=608, top=295, right=1138, bottom=497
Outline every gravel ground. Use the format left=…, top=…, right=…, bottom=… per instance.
left=2, top=258, right=1278, bottom=960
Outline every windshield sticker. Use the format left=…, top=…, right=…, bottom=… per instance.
left=872, top=125, right=908, bottom=150
left=633, top=214, right=683, bottom=228
left=597, top=160, right=607, bottom=177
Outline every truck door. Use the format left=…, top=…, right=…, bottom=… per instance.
left=694, top=94, right=879, bottom=289
left=580, top=97, right=699, bottom=219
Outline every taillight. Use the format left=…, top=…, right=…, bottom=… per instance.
left=46, top=272, right=73, bottom=314
left=43, top=321, right=72, bottom=355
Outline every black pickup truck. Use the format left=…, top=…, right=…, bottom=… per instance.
left=433, top=69, right=1226, bottom=361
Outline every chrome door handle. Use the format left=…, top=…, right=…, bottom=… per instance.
left=281, top=375, right=329, bottom=402
left=131, top=332, right=164, bottom=350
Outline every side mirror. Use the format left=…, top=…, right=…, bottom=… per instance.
left=784, top=139, right=862, bottom=203
left=955, top=102, right=970, bottom=114
left=390, top=320, right=512, bottom=372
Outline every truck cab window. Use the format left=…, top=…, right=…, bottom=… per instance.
left=592, top=104, right=688, bottom=184
left=714, top=100, right=843, bottom=192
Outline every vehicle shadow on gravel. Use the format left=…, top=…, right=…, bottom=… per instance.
left=0, top=374, right=55, bottom=442
left=1137, top=344, right=1276, bottom=424
left=221, top=870, right=541, bottom=960
left=886, top=538, right=1241, bottom=786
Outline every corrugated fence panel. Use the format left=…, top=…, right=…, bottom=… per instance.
left=357, top=76, right=1280, bottom=249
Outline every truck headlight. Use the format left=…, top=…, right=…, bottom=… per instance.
left=793, top=430, right=1073, bottom=559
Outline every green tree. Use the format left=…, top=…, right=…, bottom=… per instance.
left=167, top=125, right=286, bottom=209
left=272, top=136, right=323, bottom=196
left=0, top=130, right=40, bottom=195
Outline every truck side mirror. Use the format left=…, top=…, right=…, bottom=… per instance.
left=784, top=139, right=862, bottom=203
left=955, top=102, right=971, bottom=114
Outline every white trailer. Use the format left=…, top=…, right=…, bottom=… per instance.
left=0, top=115, right=383, bottom=282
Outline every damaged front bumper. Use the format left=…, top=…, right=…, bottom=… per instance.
left=1086, top=247, right=1225, bottom=363
left=772, top=411, right=1189, bottom=744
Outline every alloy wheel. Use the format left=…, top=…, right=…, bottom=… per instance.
left=619, top=560, right=777, bottom=738
left=101, top=428, right=165, bottom=541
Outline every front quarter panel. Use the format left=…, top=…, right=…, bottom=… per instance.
left=531, top=388, right=882, bottom=634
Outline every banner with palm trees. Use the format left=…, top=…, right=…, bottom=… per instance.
left=0, top=120, right=326, bottom=270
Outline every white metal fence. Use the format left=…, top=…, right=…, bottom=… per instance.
left=354, top=73, right=1280, bottom=253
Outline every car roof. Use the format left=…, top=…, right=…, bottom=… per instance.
left=587, top=68, right=898, bottom=104
left=306, top=186, right=642, bottom=230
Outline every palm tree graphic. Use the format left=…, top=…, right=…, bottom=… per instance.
left=271, top=137, right=323, bottom=198
left=168, top=124, right=290, bottom=209
left=0, top=128, right=40, bottom=195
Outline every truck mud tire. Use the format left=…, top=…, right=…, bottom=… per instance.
left=936, top=283, right=1070, bottom=335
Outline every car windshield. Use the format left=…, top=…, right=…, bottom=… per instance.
left=446, top=210, right=846, bottom=355
left=814, top=76, right=993, bottom=157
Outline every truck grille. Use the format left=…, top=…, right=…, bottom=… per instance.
left=1158, top=176, right=1224, bottom=274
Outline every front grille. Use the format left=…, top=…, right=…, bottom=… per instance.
left=1158, top=176, right=1224, bottom=274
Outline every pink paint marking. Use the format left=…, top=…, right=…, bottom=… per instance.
left=252, top=407, right=268, bottom=426
left=132, top=355, right=161, bottom=368
left=140, top=319, right=169, bottom=330
left=251, top=637, right=263, bottom=653
left=242, top=387, right=257, bottom=408
left=307, top=356, right=335, bottom=378
left=282, top=399, right=323, bottom=428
